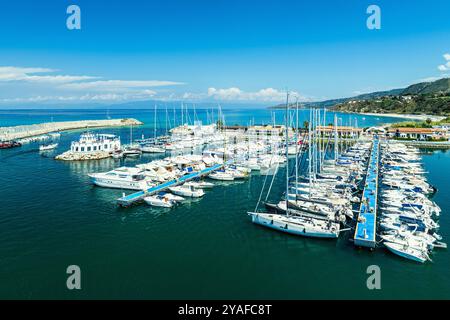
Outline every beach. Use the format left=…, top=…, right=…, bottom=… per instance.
left=360, top=112, right=446, bottom=122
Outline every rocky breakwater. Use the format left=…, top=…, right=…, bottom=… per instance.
left=1, top=118, right=143, bottom=141
left=55, top=151, right=112, bottom=161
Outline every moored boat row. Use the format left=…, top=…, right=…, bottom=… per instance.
left=379, top=142, right=445, bottom=263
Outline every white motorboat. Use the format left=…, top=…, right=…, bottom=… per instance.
left=208, top=171, right=234, bottom=181
left=88, top=167, right=154, bottom=190
left=226, top=168, right=248, bottom=179
left=39, top=143, right=58, bottom=151
left=112, top=151, right=124, bottom=159
left=141, top=145, right=166, bottom=153
left=144, top=195, right=174, bottom=208
left=123, top=148, right=142, bottom=157
left=159, top=192, right=185, bottom=202
left=169, top=185, right=205, bottom=198
left=184, top=181, right=214, bottom=189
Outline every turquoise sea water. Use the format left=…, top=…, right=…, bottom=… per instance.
left=0, top=108, right=449, bottom=299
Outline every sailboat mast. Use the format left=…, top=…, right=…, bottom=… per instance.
left=318, top=108, right=321, bottom=172
left=130, top=124, right=133, bottom=145
left=154, top=104, right=157, bottom=141
left=181, top=103, right=184, bottom=125
left=322, top=108, right=326, bottom=171
left=295, top=98, right=299, bottom=200
left=285, top=92, right=290, bottom=217
left=334, top=114, right=338, bottom=162
left=308, top=108, right=312, bottom=197
left=165, top=106, right=169, bottom=136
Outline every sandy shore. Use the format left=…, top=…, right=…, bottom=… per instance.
left=0, top=118, right=143, bottom=141
left=360, top=112, right=446, bottom=122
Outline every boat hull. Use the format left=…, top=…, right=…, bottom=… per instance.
left=249, top=212, right=339, bottom=239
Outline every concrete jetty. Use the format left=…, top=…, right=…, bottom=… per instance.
left=0, top=118, right=143, bottom=141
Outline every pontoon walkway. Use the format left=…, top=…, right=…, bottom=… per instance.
left=116, top=163, right=226, bottom=207
left=354, top=137, right=380, bottom=248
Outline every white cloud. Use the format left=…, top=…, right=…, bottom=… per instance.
left=0, top=66, right=97, bottom=83
left=60, top=80, right=184, bottom=92
left=0, top=65, right=184, bottom=104
left=0, top=90, right=157, bottom=103
left=437, top=54, right=450, bottom=72
left=206, top=87, right=305, bottom=102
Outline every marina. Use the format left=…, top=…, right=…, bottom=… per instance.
left=1, top=107, right=449, bottom=299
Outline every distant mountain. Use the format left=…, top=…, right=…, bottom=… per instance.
left=270, top=88, right=404, bottom=109
left=402, top=78, right=450, bottom=95
left=270, top=77, right=450, bottom=115
left=330, top=78, right=450, bottom=115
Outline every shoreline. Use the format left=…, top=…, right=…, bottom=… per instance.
left=358, top=112, right=446, bottom=122
left=0, top=118, right=143, bottom=141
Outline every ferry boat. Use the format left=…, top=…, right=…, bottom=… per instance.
left=70, top=132, right=121, bottom=154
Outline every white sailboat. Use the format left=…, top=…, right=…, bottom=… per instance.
left=142, top=105, right=166, bottom=153
left=384, top=241, right=431, bottom=263
left=248, top=94, right=341, bottom=239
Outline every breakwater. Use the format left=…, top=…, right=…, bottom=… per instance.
left=0, top=118, right=143, bottom=141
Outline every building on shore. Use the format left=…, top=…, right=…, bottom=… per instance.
left=222, top=125, right=294, bottom=137
left=170, top=122, right=217, bottom=138
left=316, top=126, right=362, bottom=138
left=387, top=127, right=448, bottom=141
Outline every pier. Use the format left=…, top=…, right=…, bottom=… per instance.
left=0, top=118, right=143, bottom=141
left=354, top=137, right=380, bottom=248
left=116, top=163, right=227, bottom=207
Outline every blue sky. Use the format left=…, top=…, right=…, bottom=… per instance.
left=0, top=0, right=449, bottom=107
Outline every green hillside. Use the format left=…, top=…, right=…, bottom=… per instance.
left=330, top=78, right=450, bottom=115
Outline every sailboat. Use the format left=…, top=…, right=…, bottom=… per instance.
left=248, top=93, right=341, bottom=239
left=383, top=241, right=431, bottom=263
left=123, top=123, right=142, bottom=157
left=141, top=104, right=166, bottom=153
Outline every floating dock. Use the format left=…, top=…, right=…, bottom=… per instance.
left=354, top=137, right=380, bottom=248
left=116, top=163, right=226, bottom=207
